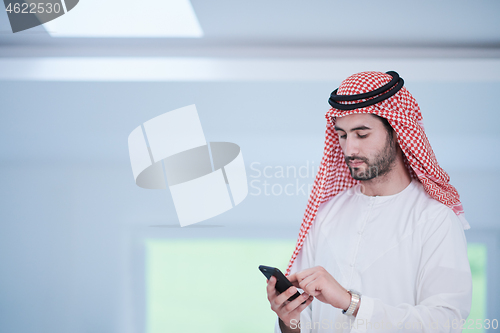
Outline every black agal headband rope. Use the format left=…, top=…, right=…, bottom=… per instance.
left=328, top=71, right=404, bottom=110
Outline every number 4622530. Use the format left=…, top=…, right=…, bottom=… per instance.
left=5, top=2, right=62, bottom=14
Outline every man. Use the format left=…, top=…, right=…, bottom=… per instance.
left=266, top=71, right=472, bottom=332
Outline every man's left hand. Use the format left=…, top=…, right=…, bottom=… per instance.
left=288, top=266, right=351, bottom=311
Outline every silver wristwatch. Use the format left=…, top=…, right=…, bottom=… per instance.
left=342, top=289, right=361, bottom=316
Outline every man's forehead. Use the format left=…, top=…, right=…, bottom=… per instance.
left=334, top=113, right=381, bottom=127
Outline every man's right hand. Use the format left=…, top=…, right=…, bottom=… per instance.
left=266, top=276, right=314, bottom=332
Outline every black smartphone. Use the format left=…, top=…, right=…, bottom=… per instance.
left=259, top=265, right=302, bottom=301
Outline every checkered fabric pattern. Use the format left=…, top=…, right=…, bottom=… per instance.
left=286, top=71, right=470, bottom=276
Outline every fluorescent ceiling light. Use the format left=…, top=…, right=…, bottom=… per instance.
left=43, top=0, right=203, bottom=38
left=1, top=58, right=500, bottom=82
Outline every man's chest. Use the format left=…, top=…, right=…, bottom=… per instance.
left=313, top=201, right=423, bottom=297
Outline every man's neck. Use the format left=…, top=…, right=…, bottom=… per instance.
left=360, top=153, right=412, bottom=197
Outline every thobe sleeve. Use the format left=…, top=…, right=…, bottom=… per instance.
left=351, top=208, right=472, bottom=333
left=274, top=211, right=319, bottom=333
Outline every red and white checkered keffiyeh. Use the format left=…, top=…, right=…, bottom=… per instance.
left=286, top=71, right=470, bottom=276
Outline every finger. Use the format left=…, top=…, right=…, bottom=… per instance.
left=290, top=295, right=314, bottom=315
left=274, top=286, right=298, bottom=308
left=267, top=275, right=275, bottom=286
left=266, top=276, right=278, bottom=298
left=287, top=273, right=301, bottom=288
left=298, top=273, right=321, bottom=296
left=294, top=267, right=317, bottom=285
left=284, top=291, right=311, bottom=313
left=297, top=266, right=323, bottom=280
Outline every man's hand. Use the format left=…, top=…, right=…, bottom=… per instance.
left=266, top=276, right=314, bottom=332
left=289, top=266, right=351, bottom=311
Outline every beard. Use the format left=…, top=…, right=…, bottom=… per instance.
left=345, top=135, right=397, bottom=181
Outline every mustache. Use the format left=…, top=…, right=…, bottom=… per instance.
left=345, top=156, right=369, bottom=164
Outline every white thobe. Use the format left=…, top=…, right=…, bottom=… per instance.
left=275, top=180, right=472, bottom=332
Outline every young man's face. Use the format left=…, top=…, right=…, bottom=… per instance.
left=334, top=113, right=397, bottom=181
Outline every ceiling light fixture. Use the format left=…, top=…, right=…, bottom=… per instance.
left=43, top=0, right=203, bottom=38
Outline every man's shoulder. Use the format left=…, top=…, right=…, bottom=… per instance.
left=406, top=180, right=464, bottom=236
left=408, top=180, right=455, bottom=217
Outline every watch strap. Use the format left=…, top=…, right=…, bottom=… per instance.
left=342, top=289, right=361, bottom=316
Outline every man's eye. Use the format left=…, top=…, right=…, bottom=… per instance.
left=358, top=134, right=368, bottom=138
left=339, top=134, right=347, bottom=139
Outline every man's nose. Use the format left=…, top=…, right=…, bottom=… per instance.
left=344, top=136, right=359, bottom=156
